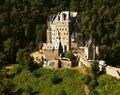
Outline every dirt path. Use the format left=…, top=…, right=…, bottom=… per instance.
left=84, top=84, right=89, bottom=95
left=5, top=64, right=15, bottom=69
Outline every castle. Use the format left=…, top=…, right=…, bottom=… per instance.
left=31, top=11, right=120, bottom=79
left=42, top=11, right=83, bottom=53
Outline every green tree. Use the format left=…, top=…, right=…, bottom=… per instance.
left=24, top=52, right=34, bottom=71
left=0, top=52, right=6, bottom=66
left=70, top=0, right=81, bottom=11
left=59, top=89, right=66, bottom=95
left=16, top=49, right=26, bottom=65
left=88, top=79, right=98, bottom=91
left=7, top=64, right=22, bottom=76
left=3, top=37, right=16, bottom=63
left=65, top=51, right=75, bottom=60
left=91, top=61, right=99, bottom=77
left=23, top=23, right=30, bottom=46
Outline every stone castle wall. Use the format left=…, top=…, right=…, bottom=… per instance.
left=79, top=57, right=120, bottom=79
left=79, top=57, right=92, bottom=67
left=99, top=65, right=120, bottom=79
left=60, top=60, right=72, bottom=68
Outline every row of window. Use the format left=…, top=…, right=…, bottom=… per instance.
left=52, top=32, right=69, bottom=35
left=52, top=37, right=68, bottom=41
left=51, top=28, right=68, bottom=32
left=47, top=46, right=58, bottom=49
left=57, top=28, right=67, bottom=31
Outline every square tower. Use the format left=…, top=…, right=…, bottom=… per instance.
left=43, top=11, right=79, bottom=52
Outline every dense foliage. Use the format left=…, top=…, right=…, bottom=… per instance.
left=0, top=0, right=120, bottom=95
left=0, top=66, right=120, bottom=95
left=65, top=51, right=75, bottom=60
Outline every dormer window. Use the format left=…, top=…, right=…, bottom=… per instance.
left=63, top=13, right=66, bottom=20
left=58, top=16, right=60, bottom=21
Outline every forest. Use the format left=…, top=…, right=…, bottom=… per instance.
left=0, top=0, right=120, bottom=94
left=0, top=64, right=120, bottom=95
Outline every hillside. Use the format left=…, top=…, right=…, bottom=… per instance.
left=0, top=65, right=120, bottom=95
left=0, top=0, right=120, bottom=94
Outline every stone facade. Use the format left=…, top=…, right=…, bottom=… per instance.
left=42, top=11, right=82, bottom=53
left=84, top=39, right=100, bottom=60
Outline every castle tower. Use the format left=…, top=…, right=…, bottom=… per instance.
left=42, top=11, right=79, bottom=51
left=47, top=29, right=52, bottom=43
left=95, top=46, right=100, bottom=59
left=55, top=30, right=60, bottom=49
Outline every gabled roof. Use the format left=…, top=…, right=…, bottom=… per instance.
left=48, top=11, right=78, bottom=24
left=86, top=39, right=93, bottom=48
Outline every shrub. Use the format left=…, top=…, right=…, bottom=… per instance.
left=89, top=90, right=99, bottom=95
left=88, top=79, right=98, bottom=90
left=23, top=85, right=32, bottom=94
left=7, top=64, right=22, bottom=76
left=59, top=89, right=66, bottom=95
left=91, top=61, right=99, bottom=78
left=65, top=51, right=75, bottom=60
left=51, top=75, right=63, bottom=85
left=82, top=74, right=91, bottom=85
left=32, top=70, right=41, bottom=78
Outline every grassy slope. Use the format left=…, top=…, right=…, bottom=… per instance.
left=96, top=74, right=120, bottom=95
left=13, top=68, right=85, bottom=95
left=11, top=67, right=120, bottom=95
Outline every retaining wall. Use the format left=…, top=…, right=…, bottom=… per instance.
left=79, top=57, right=120, bottom=79
left=99, top=65, right=120, bottom=79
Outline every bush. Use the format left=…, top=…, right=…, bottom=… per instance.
left=91, top=61, right=99, bottom=78
left=32, top=70, right=41, bottom=78
left=51, top=75, right=63, bottom=85
left=65, top=51, right=75, bottom=60
left=7, top=64, right=22, bottom=76
left=59, top=89, right=66, bottom=95
left=88, top=79, right=98, bottom=90
left=89, top=90, right=99, bottom=95
left=23, top=85, right=32, bottom=94
left=82, top=74, right=91, bottom=85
